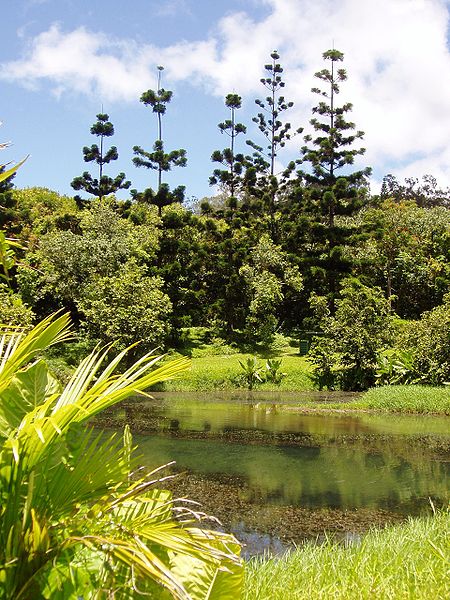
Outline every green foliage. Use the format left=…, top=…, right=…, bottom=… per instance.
left=133, top=68, right=187, bottom=216
left=0, top=230, right=24, bottom=286
left=298, top=49, right=371, bottom=192
left=246, top=50, right=302, bottom=220
left=210, top=93, right=247, bottom=198
left=160, top=353, right=312, bottom=392
left=309, top=280, right=393, bottom=390
left=238, top=356, right=263, bottom=389
left=240, top=234, right=303, bottom=343
left=0, top=314, right=243, bottom=599
left=375, top=348, right=421, bottom=386
left=0, top=284, right=34, bottom=329
left=263, top=358, right=286, bottom=383
left=350, top=200, right=450, bottom=317
left=356, top=385, right=450, bottom=414
left=20, top=200, right=159, bottom=307
left=78, top=259, right=172, bottom=353
left=3, top=187, right=79, bottom=237
left=399, top=295, right=450, bottom=385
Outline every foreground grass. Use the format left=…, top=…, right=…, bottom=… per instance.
left=243, top=512, right=449, bottom=600
left=162, top=353, right=314, bottom=392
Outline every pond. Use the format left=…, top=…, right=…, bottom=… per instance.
left=98, top=392, right=450, bottom=556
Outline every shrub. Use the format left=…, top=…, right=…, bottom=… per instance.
left=309, top=280, right=393, bottom=390
left=400, top=294, right=450, bottom=385
left=0, top=284, right=34, bottom=329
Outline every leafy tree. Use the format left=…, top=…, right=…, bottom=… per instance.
left=3, top=187, right=80, bottom=238
left=309, top=279, right=393, bottom=390
left=133, top=67, right=187, bottom=216
left=380, top=173, right=450, bottom=208
left=399, top=294, right=450, bottom=385
left=349, top=200, right=450, bottom=316
left=71, top=113, right=131, bottom=201
left=78, top=259, right=172, bottom=354
left=17, top=200, right=160, bottom=330
left=210, top=93, right=247, bottom=201
left=0, top=313, right=243, bottom=599
left=240, top=233, right=303, bottom=343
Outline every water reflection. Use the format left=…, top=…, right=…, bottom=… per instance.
left=98, top=392, right=449, bottom=554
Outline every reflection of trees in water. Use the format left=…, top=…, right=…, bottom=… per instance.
left=136, top=435, right=449, bottom=512
left=98, top=399, right=449, bottom=513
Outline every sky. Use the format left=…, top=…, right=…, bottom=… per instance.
left=1, top=0, right=450, bottom=202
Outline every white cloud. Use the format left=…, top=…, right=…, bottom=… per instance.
left=2, top=0, right=450, bottom=184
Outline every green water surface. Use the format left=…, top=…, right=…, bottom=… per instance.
left=100, top=392, right=449, bottom=554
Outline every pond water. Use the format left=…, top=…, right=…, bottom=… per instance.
left=98, top=392, right=450, bottom=556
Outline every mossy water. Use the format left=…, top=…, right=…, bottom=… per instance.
left=98, top=392, right=449, bottom=556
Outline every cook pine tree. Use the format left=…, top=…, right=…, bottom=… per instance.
left=295, top=48, right=372, bottom=306
left=246, top=50, right=302, bottom=233
left=71, top=113, right=131, bottom=201
left=132, top=66, right=187, bottom=217
left=209, top=93, right=247, bottom=209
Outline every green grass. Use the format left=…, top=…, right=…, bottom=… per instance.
left=243, top=511, right=450, bottom=600
left=351, top=385, right=450, bottom=415
left=161, top=353, right=314, bottom=391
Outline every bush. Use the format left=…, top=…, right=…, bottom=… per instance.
left=309, top=280, right=393, bottom=391
left=0, top=284, right=34, bottom=329
left=399, top=294, right=450, bottom=385
left=78, top=260, right=172, bottom=354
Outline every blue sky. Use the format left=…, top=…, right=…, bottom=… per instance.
left=2, top=0, right=450, bottom=201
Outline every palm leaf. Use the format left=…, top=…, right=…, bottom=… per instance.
left=0, top=156, right=28, bottom=184
left=0, top=313, right=73, bottom=395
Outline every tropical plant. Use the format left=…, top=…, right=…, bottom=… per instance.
left=238, top=356, right=263, bottom=390
left=0, top=313, right=243, bottom=599
left=210, top=93, right=247, bottom=200
left=0, top=230, right=24, bottom=286
left=375, top=348, right=422, bottom=386
left=264, top=358, right=286, bottom=384
left=0, top=157, right=27, bottom=185
left=132, top=66, right=187, bottom=217
left=0, top=124, right=28, bottom=185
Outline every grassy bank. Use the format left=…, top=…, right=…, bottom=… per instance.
left=243, top=511, right=449, bottom=600
left=351, top=385, right=450, bottom=415
left=293, top=385, right=450, bottom=415
left=162, top=353, right=314, bottom=392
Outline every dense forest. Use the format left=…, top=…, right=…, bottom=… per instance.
left=1, top=49, right=449, bottom=390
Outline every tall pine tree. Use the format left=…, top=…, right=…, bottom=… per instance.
left=132, top=66, right=187, bottom=217
left=246, top=50, right=302, bottom=235
left=209, top=93, right=247, bottom=204
left=293, top=49, right=371, bottom=308
left=71, top=113, right=131, bottom=201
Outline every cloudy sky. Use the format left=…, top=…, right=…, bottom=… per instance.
left=2, top=0, right=450, bottom=200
